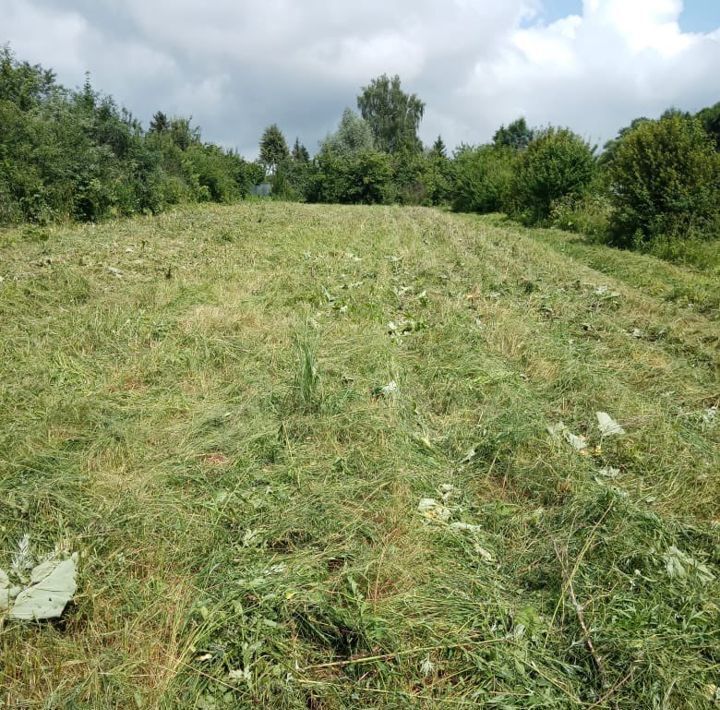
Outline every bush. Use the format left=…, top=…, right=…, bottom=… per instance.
left=0, top=46, right=256, bottom=226
left=309, top=149, right=393, bottom=205
left=450, top=145, right=516, bottom=213
left=644, top=230, right=720, bottom=273
left=391, top=150, right=428, bottom=205
left=608, top=114, right=720, bottom=247
left=509, top=128, right=596, bottom=225
left=549, top=185, right=613, bottom=240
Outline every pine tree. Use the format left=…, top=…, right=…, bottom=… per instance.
left=292, top=138, right=310, bottom=163
left=430, top=135, right=447, bottom=158
left=259, top=124, right=290, bottom=173
left=149, top=111, right=169, bottom=134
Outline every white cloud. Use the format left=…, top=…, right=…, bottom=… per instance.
left=1, top=0, right=718, bottom=155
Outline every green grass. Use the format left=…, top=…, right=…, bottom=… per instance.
left=1, top=203, right=718, bottom=708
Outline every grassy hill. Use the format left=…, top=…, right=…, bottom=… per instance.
left=1, top=203, right=718, bottom=708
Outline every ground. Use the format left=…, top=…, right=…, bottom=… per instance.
left=0, top=203, right=718, bottom=708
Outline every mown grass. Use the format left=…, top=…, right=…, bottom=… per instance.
left=500, top=216, right=720, bottom=318
left=1, top=203, right=718, bottom=708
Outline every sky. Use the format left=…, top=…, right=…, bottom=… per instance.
left=2, top=0, right=719, bottom=157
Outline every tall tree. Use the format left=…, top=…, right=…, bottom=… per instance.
left=493, top=118, right=534, bottom=150
left=291, top=137, right=310, bottom=163
left=357, top=74, right=425, bottom=154
left=259, top=124, right=289, bottom=173
left=697, top=101, right=720, bottom=149
left=168, top=117, right=199, bottom=150
left=322, top=108, right=375, bottom=155
left=0, top=45, right=56, bottom=110
left=149, top=110, right=169, bottom=134
left=430, top=135, right=447, bottom=158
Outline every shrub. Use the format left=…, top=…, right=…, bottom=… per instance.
left=549, top=179, right=613, bottom=241
left=450, top=146, right=516, bottom=213
left=0, top=46, right=255, bottom=225
left=608, top=114, right=720, bottom=247
left=309, top=149, right=393, bottom=205
left=510, top=128, right=596, bottom=225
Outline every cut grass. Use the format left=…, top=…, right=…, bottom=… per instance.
left=0, top=203, right=718, bottom=708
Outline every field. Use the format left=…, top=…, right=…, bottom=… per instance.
left=1, top=203, right=719, bottom=708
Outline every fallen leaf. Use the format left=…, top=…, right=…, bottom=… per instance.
left=417, top=498, right=451, bottom=523
left=9, top=553, right=78, bottom=620
left=663, top=546, right=714, bottom=584
left=548, top=422, right=587, bottom=452
left=596, top=411, right=625, bottom=437
left=449, top=522, right=483, bottom=533
left=372, top=380, right=398, bottom=398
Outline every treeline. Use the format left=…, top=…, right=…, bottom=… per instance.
left=2, top=45, right=719, bottom=258
left=264, top=78, right=720, bottom=256
left=0, top=47, right=262, bottom=224
left=451, top=110, right=720, bottom=254
left=258, top=76, right=452, bottom=207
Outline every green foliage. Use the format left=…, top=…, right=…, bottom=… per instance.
left=0, top=46, right=256, bottom=226
left=450, top=145, right=517, bottom=214
left=184, top=144, right=248, bottom=203
left=291, top=138, right=310, bottom=163
left=322, top=108, right=375, bottom=156
left=391, top=150, right=429, bottom=205
left=549, top=189, right=613, bottom=240
left=271, top=140, right=313, bottom=201
left=310, top=108, right=449, bottom=206
left=493, top=117, right=534, bottom=151
left=608, top=114, right=720, bottom=247
left=0, top=45, right=57, bottom=110
left=697, top=101, right=720, bottom=148
left=599, top=117, right=650, bottom=167
left=430, top=135, right=447, bottom=158
left=3, top=42, right=719, bottom=268
left=309, top=149, right=393, bottom=205
left=149, top=110, right=169, bottom=134
left=421, top=148, right=452, bottom=206
left=509, top=127, right=597, bottom=224
left=357, top=74, right=424, bottom=154
left=259, top=124, right=290, bottom=174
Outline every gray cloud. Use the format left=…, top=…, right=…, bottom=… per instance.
left=2, top=0, right=719, bottom=156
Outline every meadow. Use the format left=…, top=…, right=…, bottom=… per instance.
left=1, top=202, right=718, bottom=708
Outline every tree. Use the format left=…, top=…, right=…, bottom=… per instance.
left=168, top=117, right=199, bottom=150
left=291, top=138, right=310, bottom=163
left=493, top=118, right=534, bottom=150
left=357, top=74, right=425, bottom=154
left=149, top=111, right=169, bottom=134
left=321, top=108, right=374, bottom=155
left=309, top=149, right=393, bottom=205
left=430, top=135, right=447, bottom=158
left=259, top=124, right=289, bottom=174
left=451, top=146, right=517, bottom=213
left=0, top=45, right=261, bottom=225
left=78, top=72, right=96, bottom=112
left=510, top=128, right=596, bottom=224
left=0, top=45, right=56, bottom=110
left=599, top=117, right=650, bottom=165
left=608, top=113, right=720, bottom=247
left=697, top=101, right=720, bottom=149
